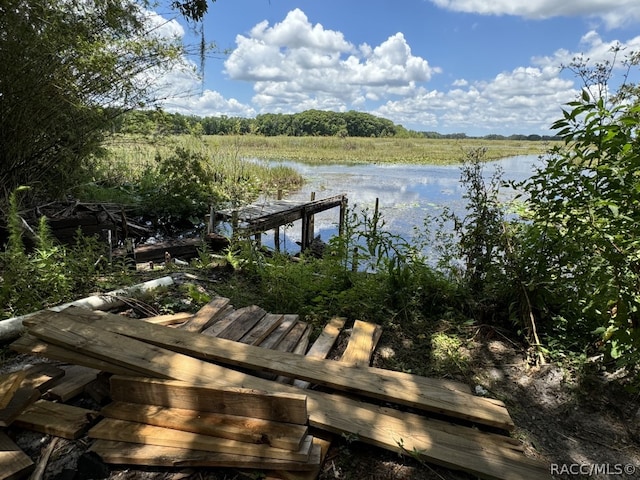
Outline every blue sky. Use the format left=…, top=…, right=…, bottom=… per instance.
left=152, top=0, right=640, bottom=136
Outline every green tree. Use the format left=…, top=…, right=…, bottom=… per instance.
left=0, top=0, right=187, bottom=208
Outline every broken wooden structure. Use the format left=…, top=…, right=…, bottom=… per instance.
left=2, top=297, right=551, bottom=480
left=214, top=194, right=347, bottom=252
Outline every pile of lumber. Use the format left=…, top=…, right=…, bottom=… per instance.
left=3, top=296, right=551, bottom=480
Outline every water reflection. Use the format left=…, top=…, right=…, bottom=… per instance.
left=247, top=155, right=542, bottom=253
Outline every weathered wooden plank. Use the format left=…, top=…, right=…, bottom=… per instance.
left=339, top=320, right=382, bottom=367
left=109, top=376, right=308, bottom=425
left=10, top=334, right=139, bottom=376
left=89, top=419, right=313, bottom=462
left=292, top=317, right=346, bottom=390
left=0, top=365, right=55, bottom=428
left=21, top=364, right=66, bottom=393
left=0, top=387, right=40, bottom=427
left=44, top=310, right=511, bottom=429
left=273, top=322, right=309, bottom=353
left=0, top=371, right=25, bottom=409
left=178, top=297, right=231, bottom=333
left=216, top=305, right=267, bottom=341
left=24, top=314, right=549, bottom=480
left=143, top=312, right=192, bottom=326
left=269, top=432, right=333, bottom=480
left=259, top=315, right=298, bottom=350
left=0, top=431, right=34, bottom=480
left=101, top=402, right=307, bottom=451
left=275, top=324, right=312, bottom=384
left=240, top=314, right=284, bottom=345
left=200, top=306, right=245, bottom=337
left=45, top=365, right=99, bottom=402
left=14, top=399, right=99, bottom=439
left=90, top=440, right=321, bottom=471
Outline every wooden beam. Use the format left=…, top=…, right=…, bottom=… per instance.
left=101, top=402, right=308, bottom=451
left=109, top=376, right=308, bottom=425
left=89, top=440, right=321, bottom=471
left=89, top=419, right=314, bottom=462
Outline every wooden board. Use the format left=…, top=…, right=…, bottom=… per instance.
left=14, top=399, right=99, bottom=439
left=274, top=324, right=311, bottom=384
left=258, top=315, right=298, bottom=350
left=0, top=431, right=34, bottom=480
left=216, top=305, right=267, bottom=341
left=90, top=440, right=321, bottom=471
left=0, top=364, right=67, bottom=427
left=240, top=313, right=284, bottom=345
left=270, top=431, right=333, bottom=480
left=42, top=310, right=508, bottom=429
left=101, top=401, right=308, bottom=451
left=293, top=317, right=346, bottom=390
left=24, top=314, right=550, bottom=480
left=201, top=307, right=245, bottom=337
left=109, top=376, right=308, bottom=425
left=0, top=371, right=26, bottom=409
left=340, top=320, right=382, bottom=367
left=273, top=322, right=309, bottom=353
left=143, top=312, right=192, bottom=326
left=179, top=297, right=231, bottom=333
left=0, top=387, right=39, bottom=428
left=10, top=334, right=139, bottom=376
left=89, top=418, right=313, bottom=462
left=45, top=365, right=99, bottom=402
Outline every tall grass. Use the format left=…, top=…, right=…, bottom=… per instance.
left=202, top=135, right=553, bottom=165
left=81, top=135, right=305, bottom=207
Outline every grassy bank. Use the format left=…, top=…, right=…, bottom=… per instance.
left=203, top=135, right=553, bottom=165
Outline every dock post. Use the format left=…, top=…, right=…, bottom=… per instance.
left=301, top=192, right=316, bottom=251
left=339, top=195, right=348, bottom=237
left=274, top=190, right=282, bottom=252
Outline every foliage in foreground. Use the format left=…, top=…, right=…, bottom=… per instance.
left=517, top=54, right=640, bottom=369
left=0, top=189, right=106, bottom=318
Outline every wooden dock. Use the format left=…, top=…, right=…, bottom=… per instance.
left=214, top=194, right=347, bottom=251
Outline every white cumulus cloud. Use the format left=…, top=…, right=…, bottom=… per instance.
left=224, top=9, right=437, bottom=112
left=429, top=0, right=640, bottom=29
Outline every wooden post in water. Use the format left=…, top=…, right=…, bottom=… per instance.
left=373, top=198, right=379, bottom=235
left=301, top=192, right=316, bottom=251
left=274, top=190, right=282, bottom=252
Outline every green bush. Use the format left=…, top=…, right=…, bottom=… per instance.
left=0, top=188, right=105, bottom=317
left=519, top=54, right=640, bottom=369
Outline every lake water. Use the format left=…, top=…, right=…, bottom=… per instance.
left=244, top=155, right=543, bottom=254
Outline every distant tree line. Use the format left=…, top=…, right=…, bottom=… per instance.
left=111, top=109, right=560, bottom=140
